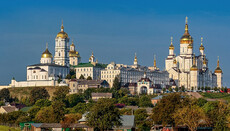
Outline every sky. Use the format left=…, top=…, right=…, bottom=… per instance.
left=0, top=0, right=229, bottom=86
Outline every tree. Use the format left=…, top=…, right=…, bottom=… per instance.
left=198, top=87, right=201, bottom=90
left=51, top=100, right=66, bottom=122
left=35, top=99, right=51, bottom=107
left=139, top=95, right=153, bottom=107
left=86, top=98, right=121, bottom=131
left=52, top=86, right=69, bottom=102
left=112, top=75, right=121, bottom=91
left=65, top=74, right=71, bottom=79
left=71, top=103, right=87, bottom=114
left=66, top=94, right=84, bottom=107
left=30, top=87, right=50, bottom=104
left=168, top=87, right=173, bottom=92
left=61, top=113, right=82, bottom=130
left=71, top=75, right=76, bottom=79
left=134, top=109, right=151, bottom=130
left=181, top=86, right=185, bottom=92
left=175, top=87, right=179, bottom=92
left=191, top=87, right=194, bottom=91
left=196, top=98, right=208, bottom=107
left=151, top=93, right=190, bottom=127
left=173, top=105, right=209, bottom=131
left=35, top=106, right=56, bottom=123
left=201, top=87, right=204, bottom=91
left=28, top=106, right=41, bottom=120
left=119, top=108, right=132, bottom=115
left=0, top=88, right=10, bottom=101
left=79, top=74, right=85, bottom=79
left=86, top=76, right=92, bottom=80
left=203, top=101, right=229, bottom=130
left=162, top=88, right=166, bottom=93
left=214, top=87, right=218, bottom=91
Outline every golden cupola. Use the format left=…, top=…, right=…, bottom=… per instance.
left=69, top=43, right=77, bottom=57
left=56, top=20, right=68, bottom=39
left=188, top=43, right=193, bottom=49
left=180, top=17, right=193, bottom=44
left=41, top=43, right=52, bottom=58
left=169, top=37, right=174, bottom=50
left=199, top=37, right=204, bottom=50
left=190, top=54, right=198, bottom=71
left=215, top=57, right=222, bottom=73
left=203, top=55, right=207, bottom=65
left=134, top=53, right=138, bottom=63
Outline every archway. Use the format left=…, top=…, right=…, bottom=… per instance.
left=140, top=86, right=147, bottom=94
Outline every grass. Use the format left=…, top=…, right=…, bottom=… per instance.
left=8, top=86, right=65, bottom=100
left=0, top=125, right=20, bottom=131
left=200, top=92, right=230, bottom=102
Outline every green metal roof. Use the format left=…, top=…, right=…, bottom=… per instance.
left=73, top=63, right=107, bottom=68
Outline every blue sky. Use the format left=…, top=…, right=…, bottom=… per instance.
left=0, top=0, right=229, bottom=86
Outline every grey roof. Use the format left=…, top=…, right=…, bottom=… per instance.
left=116, top=115, right=135, bottom=129
left=152, top=95, right=163, bottom=100
left=1, top=106, right=17, bottom=113
left=91, top=93, right=112, bottom=98
left=31, top=123, right=43, bottom=128
left=28, top=63, right=68, bottom=68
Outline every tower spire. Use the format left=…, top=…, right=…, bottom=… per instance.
left=154, top=55, right=156, bottom=68
left=171, top=36, right=173, bottom=45
left=217, top=56, right=220, bottom=67
left=61, top=19, right=64, bottom=31
left=193, top=54, right=196, bottom=65
left=185, top=16, right=189, bottom=34
left=46, top=42, right=48, bottom=49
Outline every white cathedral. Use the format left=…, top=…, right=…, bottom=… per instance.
left=165, top=17, right=223, bottom=90
left=9, top=22, right=81, bottom=87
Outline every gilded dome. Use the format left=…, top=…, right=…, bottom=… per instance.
left=56, top=31, right=68, bottom=39
left=41, top=48, right=52, bottom=58
left=180, top=17, right=193, bottom=44
left=169, top=44, right=174, bottom=50
left=215, top=57, right=222, bottom=73
left=190, top=65, right=198, bottom=71
left=215, top=67, right=222, bottom=73
left=56, top=21, right=68, bottom=39
left=199, top=44, right=204, bottom=50
left=188, top=43, right=193, bottom=49
left=69, top=51, right=77, bottom=57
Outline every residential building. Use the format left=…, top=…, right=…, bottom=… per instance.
left=69, top=79, right=109, bottom=94
left=91, top=93, right=112, bottom=101
left=0, top=106, right=18, bottom=113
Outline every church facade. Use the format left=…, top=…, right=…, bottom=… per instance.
left=165, top=17, right=223, bottom=90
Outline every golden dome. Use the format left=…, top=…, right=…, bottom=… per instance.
left=69, top=51, right=77, bottom=57
left=188, top=43, right=193, bottom=49
left=199, top=37, right=204, bottom=50
left=215, top=57, right=222, bottom=73
left=56, top=21, right=68, bottom=39
left=134, top=53, right=138, bottom=62
left=56, top=31, right=68, bottom=39
left=41, top=48, right=52, bottom=58
left=169, top=37, right=174, bottom=50
left=173, top=59, right=177, bottom=64
left=180, top=17, right=193, bottom=44
left=190, top=54, right=198, bottom=71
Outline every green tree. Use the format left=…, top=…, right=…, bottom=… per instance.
left=79, top=74, right=85, bottom=79
left=52, top=86, right=69, bottom=102
left=71, top=75, right=76, bottom=79
left=134, top=109, right=151, bottom=130
left=198, top=87, right=201, bottom=90
left=30, top=87, right=50, bottom=104
left=71, top=103, right=87, bottom=114
left=51, top=100, right=66, bottom=122
left=35, top=106, right=56, bottom=123
left=112, top=75, right=121, bottom=91
left=65, top=74, right=71, bottom=79
left=139, top=95, right=153, bottom=107
left=168, top=87, right=173, bottom=92
left=173, top=105, right=208, bottom=131
left=203, top=101, right=229, bottom=130
left=201, top=87, right=204, bottom=91
left=0, top=88, right=10, bottom=101
left=35, top=99, right=51, bottom=107
left=214, top=87, right=218, bottom=91
left=151, top=93, right=190, bottom=127
left=6, top=111, right=26, bottom=124
left=196, top=98, right=208, bottom=107
left=162, top=88, right=166, bottom=93
left=66, top=94, right=84, bottom=107
left=86, top=98, right=121, bottom=131
left=86, top=76, right=92, bottom=80
left=175, top=87, right=179, bottom=92
left=28, top=106, right=41, bottom=120
left=16, top=115, right=31, bottom=124
left=181, top=86, right=185, bottom=92
left=119, top=108, right=132, bottom=115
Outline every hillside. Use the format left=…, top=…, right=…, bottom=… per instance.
left=8, top=86, right=68, bottom=100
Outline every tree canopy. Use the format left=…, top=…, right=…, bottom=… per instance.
left=30, top=87, right=50, bottom=104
